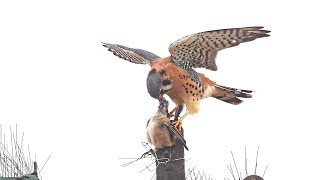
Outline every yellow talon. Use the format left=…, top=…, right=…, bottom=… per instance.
left=173, top=119, right=183, bottom=131
left=172, top=111, right=189, bottom=131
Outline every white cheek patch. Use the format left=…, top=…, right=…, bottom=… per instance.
left=161, top=79, right=173, bottom=94
left=162, top=84, right=172, bottom=91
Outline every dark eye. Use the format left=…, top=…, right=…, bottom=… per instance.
left=162, top=79, right=171, bottom=86
left=159, top=70, right=166, bottom=76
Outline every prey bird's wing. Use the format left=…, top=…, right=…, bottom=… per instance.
left=168, top=26, right=270, bottom=70
left=102, top=42, right=160, bottom=65
left=167, top=123, right=189, bottom=151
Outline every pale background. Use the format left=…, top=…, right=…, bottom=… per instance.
left=1, top=0, right=319, bottom=179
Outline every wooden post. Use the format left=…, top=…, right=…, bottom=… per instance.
left=156, top=128, right=186, bottom=180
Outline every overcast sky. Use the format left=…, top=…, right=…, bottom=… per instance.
left=1, top=0, right=319, bottom=179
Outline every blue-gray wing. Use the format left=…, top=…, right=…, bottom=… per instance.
left=169, top=26, right=270, bottom=70
left=102, top=42, right=160, bottom=65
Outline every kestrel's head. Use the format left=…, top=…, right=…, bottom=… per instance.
left=146, top=68, right=172, bottom=99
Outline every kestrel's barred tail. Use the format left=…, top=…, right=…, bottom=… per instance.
left=211, top=84, right=253, bottom=105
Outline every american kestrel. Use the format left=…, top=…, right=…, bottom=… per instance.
left=102, top=26, right=270, bottom=129
left=146, top=98, right=188, bottom=151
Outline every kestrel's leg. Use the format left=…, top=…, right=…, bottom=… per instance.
left=173, top=110, right=190, bottom=131
left=168, top=107, right=177, bottom=118
left=168, top=105, right=183, bottom=119
left=173, top=105, right=183, bottom=121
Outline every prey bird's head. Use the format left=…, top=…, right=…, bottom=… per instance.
left=146, top=68, right=172, bottom=99
left=157, top=97, right=169, bottom=116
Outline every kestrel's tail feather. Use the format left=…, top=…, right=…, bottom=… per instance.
left=211, top=84, right=252, bottom=105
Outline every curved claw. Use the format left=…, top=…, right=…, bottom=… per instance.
left=171, top=111, right=190, bottom=131
left=172, top=119, right=183, bottom=131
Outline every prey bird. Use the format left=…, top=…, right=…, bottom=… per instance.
left=102, top=26, right=270, bottom=130
left=146, top=98, right=188, bottom=152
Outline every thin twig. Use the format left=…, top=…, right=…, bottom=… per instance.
left=254, top=146, right=259, bottom=175
left=231, top=151, right=240, bottom=180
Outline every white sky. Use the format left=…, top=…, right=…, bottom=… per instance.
left=1, top=0, right=319, bottom=179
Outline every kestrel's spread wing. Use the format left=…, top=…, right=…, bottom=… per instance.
left=168, top=26, right=270, bottom=70
left=101, top=42, right=160, bottom=65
